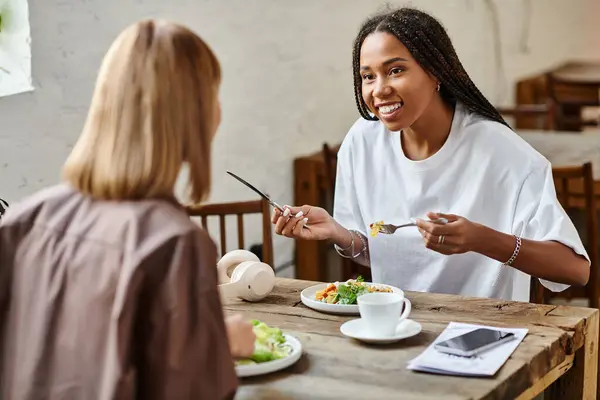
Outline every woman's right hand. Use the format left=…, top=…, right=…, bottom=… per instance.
left=225, top=314, right=256, bottom=359
left=271, top=205, right=340, bottom=241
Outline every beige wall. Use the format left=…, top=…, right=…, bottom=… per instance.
left=1, top=0, right=599, bottom=271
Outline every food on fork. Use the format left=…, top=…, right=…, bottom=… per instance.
left=314, top=276, right=393, bottom=305
left=369, top=220, right=385, bottom=237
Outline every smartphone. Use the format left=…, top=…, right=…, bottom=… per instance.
left=434, top=328, right=516, bottom=357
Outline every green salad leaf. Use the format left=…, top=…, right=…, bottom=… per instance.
left=336, top=276, right=369, bottom=304
left=235, top=320, right=292, bottom=366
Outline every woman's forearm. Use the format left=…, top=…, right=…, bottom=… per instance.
left=473, top=225, right=589, bottom=286
left=330, top=221, right=371, bottom=267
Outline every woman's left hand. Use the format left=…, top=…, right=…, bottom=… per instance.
left=415, top=212, right=483, bottom=255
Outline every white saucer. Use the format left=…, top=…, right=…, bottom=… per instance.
left=340, top=318, right=422, bottom=344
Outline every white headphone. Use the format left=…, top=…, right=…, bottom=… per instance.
left=217, top=249, right=275, bottom=302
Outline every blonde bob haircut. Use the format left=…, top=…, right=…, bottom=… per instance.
left=63, top=19, right=221, bottom=203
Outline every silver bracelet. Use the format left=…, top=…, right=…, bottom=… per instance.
left=334, top=230, right=366, bottom=259
left=504, top=236, right=521, bottom=266
left=334, top=230, right=356, bottom=259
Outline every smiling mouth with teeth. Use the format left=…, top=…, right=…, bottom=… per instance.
left=378, top=102, right=403, bottom=115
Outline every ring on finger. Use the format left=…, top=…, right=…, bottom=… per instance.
left=438, top=235, right=445, bottom=244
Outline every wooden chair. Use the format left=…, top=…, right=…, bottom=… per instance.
left=322, top=143, right=371, bottom=281
left=322, top=143, right=338, bottom=194
left=186, top=199, right=274, bottom=268
left=530, top=162, right=599, bottom=308
left=496, top=103, right=555, bottom=131
left=546, top=72, right=600, bottom=131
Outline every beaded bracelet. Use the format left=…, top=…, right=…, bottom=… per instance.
left=354, top=230, right=369, bottom=264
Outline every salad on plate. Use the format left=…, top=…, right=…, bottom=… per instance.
left=235, top=320, right=293, bottom=365
left=314, top=276, right=393, bottom=305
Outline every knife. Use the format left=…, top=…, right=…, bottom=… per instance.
left=226, top=171, right=285, bottom=212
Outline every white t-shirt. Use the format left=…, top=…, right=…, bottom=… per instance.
left=333, top=102, right=589, bottom=301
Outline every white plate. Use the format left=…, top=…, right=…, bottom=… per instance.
left=300, top=282, right=403, bottom=315
left=235, top=334, right=302, bottom=378
left=340, top=318, right=422, bottom=344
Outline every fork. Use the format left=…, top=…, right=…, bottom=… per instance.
left=375, top=218, right=448, bottom=235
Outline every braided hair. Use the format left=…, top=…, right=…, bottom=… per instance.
left=0, top=197, right=8, bottom=219
left=352, top=7, right=509, bottom=128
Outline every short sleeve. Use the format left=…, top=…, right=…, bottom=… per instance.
left=332, top=129, right=367, bottom=236
left=134, top=228, right=238, bottom=400
left=512, top=162, right=590, bottom=293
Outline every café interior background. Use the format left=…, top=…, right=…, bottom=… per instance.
left=1, top=0, right=599, bottom=275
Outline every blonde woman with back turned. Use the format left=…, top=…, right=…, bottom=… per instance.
left=0, top=20, right=253, bottom=400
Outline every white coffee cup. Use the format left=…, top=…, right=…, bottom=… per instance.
left=357, top=291, right=412, bottom=337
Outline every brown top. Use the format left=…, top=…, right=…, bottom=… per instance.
left=0, top=184, right=237, bottom=400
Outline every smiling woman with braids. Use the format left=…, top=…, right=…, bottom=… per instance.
left=273, top=7, right=589, bottom=301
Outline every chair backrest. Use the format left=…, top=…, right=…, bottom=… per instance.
left=322, top=142, right=338, bottom=195
left=496, top=103, right=554, bottom=130
left=530, top=162, right=598, bottom=307
left=186, top=199, right=274, bottom=268
left=546, top=72, right=600, bottom=131
left=321, top=142, right=372, bottom=281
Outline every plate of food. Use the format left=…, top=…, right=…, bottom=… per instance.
left=300, top=276, right=402, bottom=315
left=235, top=320, right=303, bottom=378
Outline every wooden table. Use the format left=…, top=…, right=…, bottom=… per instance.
left=519, top=129, right=600, bottom=208
left=518, top=130, right=600, bottom=178
left=224, top=278, right=599, bottom=399
left=515, top=61, right=600, bottom=130
left=293, top=130, right=600, bottom=281
left=552, top=62, right=600, bottom=85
